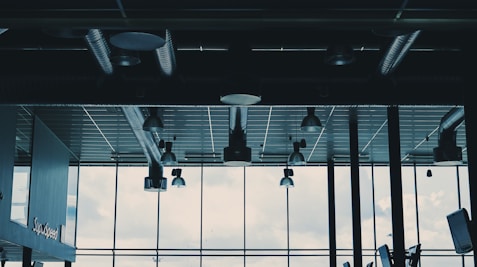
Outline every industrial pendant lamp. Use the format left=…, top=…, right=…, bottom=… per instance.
left=161, top=141, right=177, bottom=165
left=280, top=168, right=294, bottom=188
left=171, top=168, right=186, bottom=187
left=288, top=141, right=306, bottom=166
left=143, top=107, right=164, bottom=132
left=426, top=169, right=433, bottom=177
left=324, top=43, right=355, bottom=66
left=433, top=107, right=464, bottom=166
left=301, top=107, right=322, bottom=132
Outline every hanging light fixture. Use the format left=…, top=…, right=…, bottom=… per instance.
left=426, top=135, right=432, bottom=177
left=426, top=169, right=433, bottom=177
left=288, top=141, right=306, bottom=166
left=171, top=168, right=186, bottom=187
left=324, top=43, right=355, bottom=66
left=161, top=141, right=177, bottom=165
left=300, top=107, right=322, bottom=132
left=280, top=168, right=295, bottom=188
left=144, top=161, right=167, bottom=192
left=433, top=107, right=464, bottom=165
left=143, top=107, right=164, bottom=132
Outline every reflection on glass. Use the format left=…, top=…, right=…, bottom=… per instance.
left=10, top=166, right=31, bottom=225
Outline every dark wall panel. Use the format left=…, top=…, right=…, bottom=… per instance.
left=0, top=106, right=16, bottom=232
left=29, top=116, right=69, bottom=234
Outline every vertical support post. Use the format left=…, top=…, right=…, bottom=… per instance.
left=462, top=34, right=477, bottom=267
left=22, top=247, right=32, bottom=267
left=328, top=159, right=337, bottom=267
left=349, top=107, right=362, bottom=267
left=387, top=105, right=405, bottom=267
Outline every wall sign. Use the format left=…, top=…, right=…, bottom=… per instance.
left=32, top=217, right=59, bottom=240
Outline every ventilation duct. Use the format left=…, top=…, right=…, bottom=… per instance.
left=0, top=28, right=8, bottom=36
left=85, top=29, right=114, bottom=75
left=220, top=40, right=261, bottom=105
left=122, top=107, right=167, bottom=191
left=378, top=30, right=421, bottom=76
left=223, top=106, right=251, bottom=166
left=433, top=107, right=465, bottom=165
left=155, top=29, right=176, bottom=76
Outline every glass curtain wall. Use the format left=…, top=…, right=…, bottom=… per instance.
left=69, top=163, right=472, bottom=267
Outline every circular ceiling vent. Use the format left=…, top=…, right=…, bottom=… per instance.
left=109, top=32, right=165, bottom=51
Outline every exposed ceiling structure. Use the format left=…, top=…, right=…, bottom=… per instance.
left=1, top=0, right=473, bottom=167
left=13, top=105, right=467, bottom=166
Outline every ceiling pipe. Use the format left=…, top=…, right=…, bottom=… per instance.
left=155, top=29, right=176, bottom=76
left=85, top=29, right=114, bottom=75
left=433, top=106, right=465, bottom=165
left=378, top=30, right=421, bottom=76
left=223, top=106, right=251, bottom=166
left=122, top=106, right=167, bottom=191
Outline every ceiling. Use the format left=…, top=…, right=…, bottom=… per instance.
left=1, top=0, right=473, bottom=167
left=13, top=104, right=467, bottom=166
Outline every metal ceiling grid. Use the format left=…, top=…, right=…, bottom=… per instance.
left=12, top=104, right=467, bottom=167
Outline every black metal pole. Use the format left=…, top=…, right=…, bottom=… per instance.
left=349, top=107, right=362, bottom=267
left=387, top=105, right=405, bottom=267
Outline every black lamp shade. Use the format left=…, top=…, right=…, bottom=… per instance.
left=301, top=107, right=322, bottom=132
left=280, top=176, right=294, bottom=188
left=161, top=141, right=177, bottom=165
left=143, top=107, right=164, bottom=132
left=288, top=141, right=306, bottom=165
left=172, top=176, right=186, bottom=187
left=280, top=168, right=295, bottom=188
